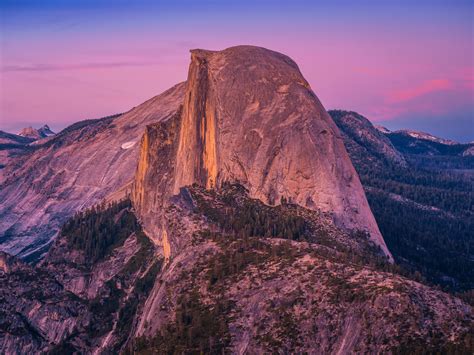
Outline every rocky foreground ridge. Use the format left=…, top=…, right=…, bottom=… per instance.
left=0, top=46, right=472, bottom=353
left=1, top=185, right=473, bottom=353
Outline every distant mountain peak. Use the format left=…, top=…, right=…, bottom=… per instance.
left=374, top=125, right=391, bottom=134
left=393, top=129, right=458, bottom=145
left=38, top=124, right=55, bottom=137
left=18, top=124, right=55, bottom=140
left=329, top=110, right=407, bottom=167
left=18, top=126, right=38, bottom=138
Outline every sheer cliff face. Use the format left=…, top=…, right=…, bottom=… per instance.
left=173, top=51, right=218, bottom=190
left=137, top=46, right=390, bottom=259
left=132, top=110, right=182, bottom=260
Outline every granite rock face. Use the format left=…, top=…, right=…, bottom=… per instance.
left=0, top=131, right=35, bottom=183
left=0, top=203, right=161, bottom=354
left=132, top=110, right=183, bottom=260
left=1, top=46, right=390, bottom=260
left=134, top=46, right=391, bottom=259
left=138, top=186, right=473, bottom=354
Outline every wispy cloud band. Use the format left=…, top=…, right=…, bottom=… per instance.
left=2, top=61, right=156, bottom=72
left=388, top=79, right=452, bottom=103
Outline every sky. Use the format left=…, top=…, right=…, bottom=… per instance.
left=0, top=0, right=473, bottom=142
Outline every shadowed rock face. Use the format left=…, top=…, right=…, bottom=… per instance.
left=0, top=203, right=161, bottom=354
left=132, top=109, right=183, bottom=261
left=136, top=46, right=391, bottom=259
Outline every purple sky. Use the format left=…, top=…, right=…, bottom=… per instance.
left=1, top=0, right=473, bottom=141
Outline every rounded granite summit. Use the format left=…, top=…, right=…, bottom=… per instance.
left=136, top=45, right=393, bottom=260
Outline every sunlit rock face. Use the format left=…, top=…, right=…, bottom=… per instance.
left=136, top=46, right=391, bottom=259
left=131, top=110, right=183, bottom=260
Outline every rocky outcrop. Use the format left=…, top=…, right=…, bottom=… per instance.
left=0, top=202, right=161, bottom=354
left=131, top=185, right=473, bottom=354
left=1, top=185, right=472, bottom=354
left=0, top=250, right=94, bottom=354
left=134, top=46, right=391, bottom=259
left=1, top=46, right=390, bottom=261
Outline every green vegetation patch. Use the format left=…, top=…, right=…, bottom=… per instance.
left=191, top=183, right=310, bottom=242
left=61, top=199, right=140, bottom=263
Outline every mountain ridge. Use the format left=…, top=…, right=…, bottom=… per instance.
left=18, top=124, right=55, bottom=140
left=1, top=186, right=472, bottom=353
left=330, top=109, right=474, bottom=291
left=382, top=127, right=460, bottom=145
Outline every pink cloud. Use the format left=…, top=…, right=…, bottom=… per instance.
left=458, top=67, right=474, bottom=91
left=369, top=78, right=472, bottom=121
left=388, top=79, right=453, bottom=103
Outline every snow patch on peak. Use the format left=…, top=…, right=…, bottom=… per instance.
left=374, top=125, right=391, bottom=134
left=396, top=130, right=458, bottom=145
left=121, top=141, right=136, bottom=150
